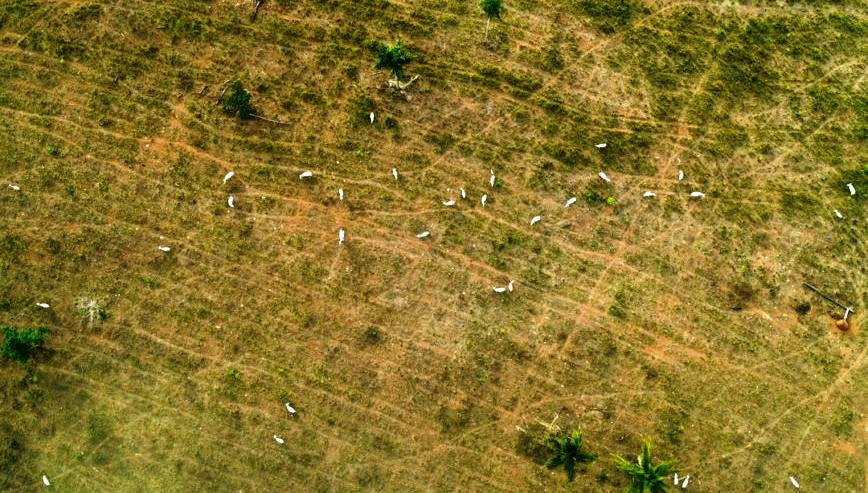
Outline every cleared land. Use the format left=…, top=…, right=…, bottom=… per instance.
left=0, top=0, right=865, bottom=491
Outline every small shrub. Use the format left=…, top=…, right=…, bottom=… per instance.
left=1, top=327, right=47, bottom=363
left=794, top=301, right=811, bottom=315
left=362, top=326, right=383, bottom=345
left=222, top=81, right=254, bottom=119
left=608, top=303, right=626, bottom=320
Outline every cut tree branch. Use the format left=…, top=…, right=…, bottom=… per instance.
left=251, top=0, right=266, bottom=21
left=250, top=113, right=291, bottom=125
left=215, top=79, right=231, bottom=104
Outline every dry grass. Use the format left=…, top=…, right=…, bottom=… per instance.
left=0, top=0, right=865, bottom=491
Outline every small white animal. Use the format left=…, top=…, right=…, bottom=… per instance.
left=369, top=112, right=375, bottom=124
left=846, top=183, right=855, bottom=195
left=643, top=191, right=656, bottom=198
left=678, top=170, right=684, bottom=181
left=285, top=403, right=297, bottom=414
left=681, top=475, right=689, bottom=488
left=598, top=171, right=611, bottom=183
left=492, top=286, right=506, bottom=293
left=443, top=200, right=456, bottom=206
left=689, top=191, right=705, bottom=198
left=223, top=171, right=235, bottom=183
left=299, top=171, right=313, bottom=180
left=834, top=209, right=844, bottom=219
left=228, top=195, right=235, bottom=208
left=338, top=188, right=344, bottom=201
left=338, top=228, right=345, bottom=244
left=508, top=280, right=514, bottom=292
left=416, top=231, right=430, bottom=238
left=460, top=188, right=466, bottom=199
left=595, top=143, right=607, bottom=149
left=392, top=168, right=399, bottom=180
left=530, top=215, right=541, bottom=226
left=564, top=197, right=577, bottom=208
left=481, top=194, right=488, bottom=207
left=158, top=246, right=171, bottom=252
left=42, top=475, right=50, bottom=486
left=273, top=435, right=285, bottom=444
left=674, top=473, right=679, bottom=485
left=489, top=170, right=496, bottom=188
left=36, top=303, right=50, bottom=309
left=789, top=476, right=800, bottom=489
left=8, top=184, right=20, bottom=191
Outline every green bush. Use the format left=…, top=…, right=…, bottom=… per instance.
left=375, top=40, right=413, bottom=83
left=222, top=81, right=254, bottom=119
left=1, top=326, right=47, bottom=363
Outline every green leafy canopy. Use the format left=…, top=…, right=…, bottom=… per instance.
left=613, top=439, right=676, bottom=493
left=480, top=0, right=505, bottom=20
left=375, top=40, right=413, bottom=82
left=1, top=326, right=47, bottom=363
left=222, top=81, right=254, bottom=119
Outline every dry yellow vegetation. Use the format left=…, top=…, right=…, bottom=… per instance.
left=0, top=0, right=865, bottom=491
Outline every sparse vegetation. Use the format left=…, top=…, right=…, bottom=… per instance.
left=0, top=0, right=864, bottom=490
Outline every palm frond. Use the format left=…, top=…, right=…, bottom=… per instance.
left=545, top=428, right=596, bottom=482
left=613, top=440, right=676, bottom=493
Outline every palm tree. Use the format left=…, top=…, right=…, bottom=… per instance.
left=479, top=0, right=504, bottom=41
left=613, top=439, right=675, bottom=493
left=375, top=40, right=413, bottom=87
left=545, top=429, right=596, bottom=482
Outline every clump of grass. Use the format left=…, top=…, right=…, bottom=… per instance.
left=608, top=284, right=632, bottom=319
left=571, top=0, right=649, bottom=35
left=347, top=93, right=375, bottom=127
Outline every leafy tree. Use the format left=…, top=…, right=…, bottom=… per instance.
left=1, top=327, right=47, bottom=363
left=375, top=40, right=413, bottom=85
left=545, top=429, right=596, bottom=482
left=222, top=81, right=254, bottom=119
left=480, top=0, right=505, bottom=40
left=613, top=439, right=675, bottom=493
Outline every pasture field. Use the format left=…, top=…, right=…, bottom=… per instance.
left=0, top=0, right=865, bottom=491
